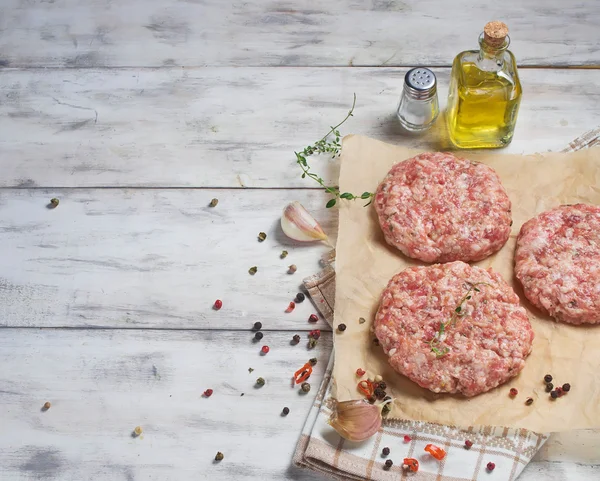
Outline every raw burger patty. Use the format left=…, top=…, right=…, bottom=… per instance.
left=374, top=261, right=533, bottom=397
left=515, top=203, right=600, bottom=325
left=374, top=152, right=512, bottom=263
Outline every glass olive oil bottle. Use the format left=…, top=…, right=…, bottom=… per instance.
left=446, top=21, right=522, bottom=149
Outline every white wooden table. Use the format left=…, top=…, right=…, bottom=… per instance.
left=1, top=1, right=599, bottom=479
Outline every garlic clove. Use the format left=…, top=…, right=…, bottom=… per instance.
left=328, top=399, right=382, bottom=442
left=281, top=201, right=328, bottom=243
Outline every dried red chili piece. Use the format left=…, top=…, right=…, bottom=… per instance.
left=424, top=444, right=446, bottom=460
left=403, top=458, right=419, bottom=472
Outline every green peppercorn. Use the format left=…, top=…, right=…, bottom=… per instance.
left=545, top=383, right=553, bottom=392
left=544, top=374, right=553, bottom=383
left=309, top=358, right=317, bottom=366
left=359, top=317, right=366, bottom=324
left=258, top=232, right=267, bottom=242
left=382, top=403, right=391, bottom=415
left=308, top=338, right=317, bottom=349
left=337, top=323, right=347, bottom=332
left=50, top=198, right=59, bottom=208
left=248, top=266, right=258, bottom=275
left=209, top=198, right=218, bottom=207
left=215, top=452, right=224, bottom=461
left=301, top=382, right=311, bottom=393
left=256, top=377, right=265, bottom=387
left=280, top=250, right=288, bottom=259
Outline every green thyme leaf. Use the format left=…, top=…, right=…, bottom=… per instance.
left=361, top=192, right=372, bottom=199
left=326, top=199, right=337, bottom=208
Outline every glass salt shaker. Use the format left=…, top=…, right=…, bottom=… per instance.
left=396, top=68, right=439, bottom=132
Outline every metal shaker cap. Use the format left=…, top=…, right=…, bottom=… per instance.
left=404, top=68, right=437, bottom=100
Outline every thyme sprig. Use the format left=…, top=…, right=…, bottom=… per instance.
left=295, top=93, right=374, bottom=208
left=427, top=282, right=490, bottom=358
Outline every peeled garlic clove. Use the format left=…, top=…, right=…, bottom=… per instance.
left=328, top=399, right=382, bottom=442
left=281, top=201, right=328, bottom=242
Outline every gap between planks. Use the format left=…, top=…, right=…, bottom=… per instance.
left=0, top=326, right=334, bottom=332
left=1, top=65, right=600, bottom=70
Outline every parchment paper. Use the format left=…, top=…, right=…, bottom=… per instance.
left=333, top=134, right=600, bottom=432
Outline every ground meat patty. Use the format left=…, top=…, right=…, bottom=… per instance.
left=515, top=204, right=600, bottom=325
left=374, top=262, right=533, bottom=397
left=374, top=152, right=512, bottom=263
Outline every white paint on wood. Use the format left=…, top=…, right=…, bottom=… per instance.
left=0, top=188, right=334, bottom=330
left=1, top=68, right=599, bottom=188
left=0, top=0, right=598, bottom=67
left=0, top=328, right=332, bottom=480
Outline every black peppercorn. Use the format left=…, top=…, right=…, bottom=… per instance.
left=562, top=383, right=571, bottom=392
left=544, top=374, right=553, bottom=383
left=253, top=321, right=262, bottom=331
left=374, top=387, right=386, bottom=400
left=338, top=323, right=347, bottom=332
left=301, top=382, right=311, bottom=393
left=373, top=338, right=380, bottom=346
left=545, top=382, right=553, bottom=392
left=525, top=397, right=534, bottom=406
left=292, top=334, right=301, bottom=344
left=550, top=390, right=558, bottom=399
left=384, top=459, right=393, bottom=469
left=282, top=407, right=290, bottom=415
left=309, top=358, right=317, bottom=366
left=295, top=293, right=305, bottom=303
left=379, top=381, right=387, bottom=390
left=254, top=331, right=264, bottom=341
left=215, top=452, right=224, bottom=461
left=382, top=447, right=390, bottom=456
left=367, top=395, right=376, bottom=404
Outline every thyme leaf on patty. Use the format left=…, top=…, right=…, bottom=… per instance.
left=427, top=281, right=491, bottom=358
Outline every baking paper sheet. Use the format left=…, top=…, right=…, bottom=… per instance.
left=333, top=134, right=600, bottom=432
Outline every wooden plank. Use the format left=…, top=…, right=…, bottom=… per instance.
left=0, top=328, right=332, bottom=480
left=0, top=328, right=597, bottom=480
left=1, top=67, right=599, bottom=188
left=0, top=188, right=335, bottom=330
left=0, top=0, right=598, bottom=67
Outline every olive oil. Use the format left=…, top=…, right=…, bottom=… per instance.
left=447, top=21, right=522, bottom=149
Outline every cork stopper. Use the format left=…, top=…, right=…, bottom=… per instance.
left=483, top=21, right=509, bottom=47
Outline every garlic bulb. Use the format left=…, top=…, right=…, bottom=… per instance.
left=328, top=399, right=387, bottom=442
left=281, top=201, right=328, bottom=243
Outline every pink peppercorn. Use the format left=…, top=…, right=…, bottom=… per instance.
left=203, top=389, right=213, bottom=397
left=403, top=435, right=411, bottom=443
left=486, top=462, right=495, bottom=471
left=509, top=388, right=518, bottom=397
left=356, top=368, right=366, bottom=377
left=465, top=440, right=473, bottom=449
left=308, top=314, right=319, bottom=323
left=261, top=346, right=270, bottom=354
left=286, top=302, right=295, bottom=313
left=213, top=299, right=222, bottom=310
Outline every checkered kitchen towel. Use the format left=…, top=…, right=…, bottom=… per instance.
left=293, top=128, right=600, bottom=480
